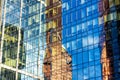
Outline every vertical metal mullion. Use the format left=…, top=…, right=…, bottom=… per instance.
left=37, top=1, right=42, bottom=77
left=0, top=0, right=2, bottom=28
left=16, top=0, right=23, bottom=80
left=0, top=0, right=7, bottom=64
left=0, top=0, right=7, bottom=69
left=0, top=0, right=7, bottom=79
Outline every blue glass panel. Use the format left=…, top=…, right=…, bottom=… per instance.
left=78, top=69, right=83, bottom=80
left=72, top=70, right=78, bottom=80
left=83, top=52, right=89, bottom=63
left=72, top=54, right=77, bottom=66
left=83, top=67, right=89, bottom=79
left=81, top=8, right=86, bottom=18
left=95, top=65, right=101, bottom=77
left=89, top=49, right=94, bottom=61
left=77, top=53, right=82, bottom=64
left=82, top=36, right=88, bottom=47
left=89, top=66, right=95, bottom=78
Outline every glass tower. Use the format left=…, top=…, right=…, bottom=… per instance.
left=0, top=0, right=120, bottom=80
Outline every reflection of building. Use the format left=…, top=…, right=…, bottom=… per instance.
left=43, top=29, right=72, bottom=80
left=1, top=0, right=120, bottom=80
left=2, top=24, right=25, bottom=68
left=43, top=0, right=72, bottom=80
left=0, top=0, right=45, bottom=80
left=0, top=24, right=25, bottom=80
left=99, top=0, right=120, bottom=80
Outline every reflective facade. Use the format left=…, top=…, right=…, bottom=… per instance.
left=99, top=0, right=120, bottom=80
left=0, top=0, right=120, bottom=80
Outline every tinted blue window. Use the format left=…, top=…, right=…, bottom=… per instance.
left=72, top=70, right=78, bottom=80
left=77, top=53, right=82, bottom=64
left=81, top=8, right=86, bottom=18
left=78, top=69, right=83, bottom=80
left=89, top=49, right=94, bottom=61
left=72, top=54, right=77, bottom=66
left=83, top=52, right=89, bottom=63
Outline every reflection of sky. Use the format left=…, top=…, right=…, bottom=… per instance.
left=20, top=0, right=46, bottom=79
left=21, top=38, right=46, bottom=79
left=23, top=36, right=46, bottom=78
left=62, top=0, right=102, bottom=79
left=6, top=1, right=20, bottom=25
left=62, top=2, right=69, bottom=11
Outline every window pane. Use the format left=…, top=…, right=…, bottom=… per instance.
left=72, top=40, right=77, bottom=50
left=83, top=68, right=89, bottom=79
left=88, top=34, right=94, bottom=45
left=82, top=36, right=88, bottom=47
left=77, top=38, right=82, bottom=48
left=83, top=52, right=88, bottom=63
left=81, top=8, right=86, bottom=18
left=77, top=53, right=82, bottom=64
left=89, top=49, right=94, bottom=61
left=78, top=69, right=83, bottom=80
left=72, top=55, right=77, bottom=66
left=72, top=70, right=78, bottom=80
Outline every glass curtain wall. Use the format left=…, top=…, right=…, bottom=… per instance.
left=0, top=0, right=120, bottom=80
left=0, top=0, right=46, bottom=80
left=99, top=0, right=120, bottom=80
left=62, top=0, right=102, bottom=80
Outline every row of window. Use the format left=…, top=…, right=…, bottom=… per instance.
left=62, top=9, right=98, bottom=25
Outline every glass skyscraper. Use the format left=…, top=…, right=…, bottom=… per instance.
left=0, top=0, right=120, bottom=80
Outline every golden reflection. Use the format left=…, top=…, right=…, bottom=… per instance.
left=101, top=42, right=111, bottom=80
left=43, top=0, right=72, bottom=80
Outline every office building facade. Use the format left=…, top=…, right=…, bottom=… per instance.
left=0, top=0, right=120, bottom=80
left=99, top=0, right=120, bottom=80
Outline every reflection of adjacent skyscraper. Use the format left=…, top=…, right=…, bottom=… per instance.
left=43, top=29, right=72, bottom=80
left=0, top=24, right=25, bottom=80
left=1, top=0, right=120, bottom=80
left=43, top=0, right=72, bottom=80
left=0, top=0, right=44, bottom=80
left=21, top=0, right=46, bottom=79
left=99, top=0, right=120, bottom=80
left=2, top=24, right=25, bottom=68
